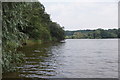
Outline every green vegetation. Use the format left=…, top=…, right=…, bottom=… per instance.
left=2, top=2, right=65, bottom=73
left=65, top=28, right=120, bottom=39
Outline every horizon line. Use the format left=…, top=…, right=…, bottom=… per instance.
left=65, top=28, right=119, bottom=31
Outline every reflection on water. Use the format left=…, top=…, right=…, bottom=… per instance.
left=3, top=39, right=118, bottom=78
left=17, top=42, right=63, bottom=78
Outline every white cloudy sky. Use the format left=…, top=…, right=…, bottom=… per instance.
left=39, top=0, right=119, bottom=30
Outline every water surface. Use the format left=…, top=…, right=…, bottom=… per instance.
left=3, top=39, right=118, bottom=78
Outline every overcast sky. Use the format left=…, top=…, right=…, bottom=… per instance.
left=39, top=0, right=119, bottom=30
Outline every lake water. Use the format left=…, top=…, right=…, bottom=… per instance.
left=3, top=39, right=118, bottom=78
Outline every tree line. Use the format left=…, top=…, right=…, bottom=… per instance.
left=65, top=28, right=120, bottom=39
left=2, top=2, right=65, bottom=73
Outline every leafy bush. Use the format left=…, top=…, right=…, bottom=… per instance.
left=2, top=2, right=65, bottom=73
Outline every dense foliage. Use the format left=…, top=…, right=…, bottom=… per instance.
left=65, top=28, right=120, bottom=39
left=2, top=2, right=65, bottom=73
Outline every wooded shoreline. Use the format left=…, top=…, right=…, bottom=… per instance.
left=2, top=2, right=119, bottom=74
left=65, top=28, right=120, bottom=39
left=2, top=2, right=65, bottom=73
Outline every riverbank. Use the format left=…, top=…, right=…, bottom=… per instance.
left=2, top=2, right=65, bottom=73
left=65, top=28, right=120, bottom=39
left=22, top=39, right=64, bottom=46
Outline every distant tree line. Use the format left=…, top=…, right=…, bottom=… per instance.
left=2, top=2, right=65, bottom=73
left=65, top=28, right=120, bottom=39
